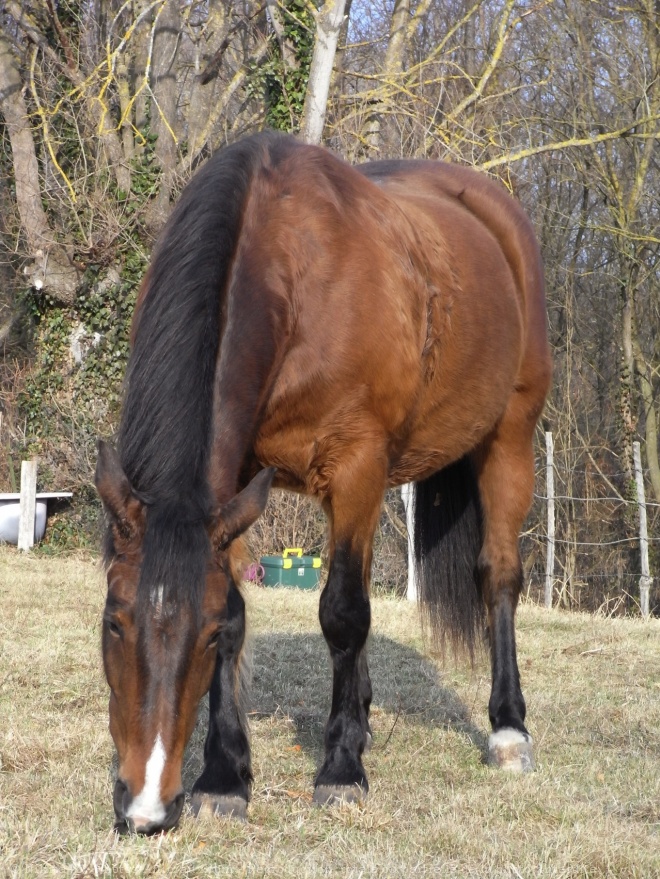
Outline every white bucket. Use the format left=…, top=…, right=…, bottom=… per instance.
left=0, top=492, right=72, bottom=544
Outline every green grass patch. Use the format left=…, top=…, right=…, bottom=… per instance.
left=1, top=548, right=659, bottom=877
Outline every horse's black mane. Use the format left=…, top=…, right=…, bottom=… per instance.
left=116, top=130, right=291, bottom=612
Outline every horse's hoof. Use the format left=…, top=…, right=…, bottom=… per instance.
left=189, top=793, right=248, bottom=821
left=487, top=728, right=535, bottom=772
left=313, top=784, right=367, bottom=806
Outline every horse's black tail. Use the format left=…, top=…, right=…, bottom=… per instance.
left=413, top=457, right=484, bottom=658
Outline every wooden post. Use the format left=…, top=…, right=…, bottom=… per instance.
left=633, top=441, right=652, bottom=618
left=544, top=431, right=555, bottom=609
left=18, top=459, right=38, bottom=551
left=401, top=483, right=417, bottom=601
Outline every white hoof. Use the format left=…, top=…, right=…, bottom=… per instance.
left=189, top=793, right=248, bottom=821
left=313, top=784, right=367, bottom=806
left=487, top=728, right=535, bottom=772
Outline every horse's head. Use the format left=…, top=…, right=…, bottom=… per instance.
left=95, top=441, right=273, bottom=834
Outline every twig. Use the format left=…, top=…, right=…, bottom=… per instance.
left=378, top=698, right=402, bottom=750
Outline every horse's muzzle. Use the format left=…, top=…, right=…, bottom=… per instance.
left=113, top=778, right=185, bottom=835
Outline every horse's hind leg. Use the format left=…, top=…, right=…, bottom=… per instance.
left=314, top=444, right=386, bottom=804
left=473, top=390, right=543, bottom=772
left=190, top=579, right=251, bottom=819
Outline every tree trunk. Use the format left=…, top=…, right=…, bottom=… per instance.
left=146, top=0, right=183, bottom=233
left=620, top=277, right=636, bottom=490
left=132, top=0, right=153, bottom=147
left=329, top=0, right=353, bottom=98
left=363, top=0, right=410, bottom=155
left=634, top=337, right=660, bottom=502
left=266, top=0, right=300, bottom=70
left=300, top=0, right=348, bottom=145
left=5, top=0, right=130, bottom=193
left=0, top=33, right=78, bottom=304
left=185, top=2, right=229, bottom=170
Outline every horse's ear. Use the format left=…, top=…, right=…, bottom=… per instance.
left=95, top=440, right=145, bottom=548
left=211, top=467, right=276, bottom=551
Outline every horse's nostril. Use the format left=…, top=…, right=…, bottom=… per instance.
left=114, top=817, right=130, bottom=835
left=112, top=778, right=131, bottom=833
left=113, top=778, right=128, bottom=818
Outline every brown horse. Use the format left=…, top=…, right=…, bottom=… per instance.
left=95, top=131, right=551, bottom=834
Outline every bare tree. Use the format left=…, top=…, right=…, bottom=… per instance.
left=0, top=30, right=78, bottom=302
left=300, top=0, right=348, bottom=144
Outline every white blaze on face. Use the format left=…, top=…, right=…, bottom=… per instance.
left=152, top=585, right=164, bottom=618
left=126, top=733, right=167, bottom=827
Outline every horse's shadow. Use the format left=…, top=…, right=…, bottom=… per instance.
left=184, top=631, right=488, bottom=787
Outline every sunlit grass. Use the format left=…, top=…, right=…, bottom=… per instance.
left=1, top=546, right=660, bottom=878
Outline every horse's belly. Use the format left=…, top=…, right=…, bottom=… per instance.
left=388, top=404, right=500, bottom=485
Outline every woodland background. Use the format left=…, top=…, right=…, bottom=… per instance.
left=0, top=0, right=658, bottom=612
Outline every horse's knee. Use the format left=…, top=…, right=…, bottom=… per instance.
left=319, top=580, right=370, bottom=654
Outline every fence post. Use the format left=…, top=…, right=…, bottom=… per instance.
left=544, top=431, right=555, bottom=609
left=401, top=483, right=417, bottom=601
left=633, top=441, right=652, bottom=618
left=18, top=459, right=38, bottom=552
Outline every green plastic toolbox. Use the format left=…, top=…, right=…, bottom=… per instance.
left=260, top=548, right=322, bottom=590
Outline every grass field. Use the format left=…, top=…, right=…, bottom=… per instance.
left=1, top=547, right=660, bottom=878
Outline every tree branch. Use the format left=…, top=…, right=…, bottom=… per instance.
left=4, top=0, right=131, bottom=192
left=478, top=118, right=660, bottom=171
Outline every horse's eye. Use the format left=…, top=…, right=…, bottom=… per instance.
left=207, top=629, right=221, bottom=651
left=106, top=619, right=122, bottom=638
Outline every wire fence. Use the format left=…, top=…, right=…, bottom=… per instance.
left=519, top=436, right=657, bottom=616
left=248, top=432, right=658, bottom=617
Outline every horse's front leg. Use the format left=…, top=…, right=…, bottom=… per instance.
left=314, top=448, right=385, bottom=805
left=190, top=579, right=252, bottom=819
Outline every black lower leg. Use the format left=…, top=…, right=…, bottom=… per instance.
left=315, top=542, right=371, bottom=796
left=192, top=581, right=251, bottom=812
left=358, top=650, right=373, bottom=746
left=481, top=561, right=527, bottom=734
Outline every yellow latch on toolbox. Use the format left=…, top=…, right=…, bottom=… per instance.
left=282, top=548, right=302, bottom=569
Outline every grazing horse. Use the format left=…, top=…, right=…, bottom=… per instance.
left=95, top=131, right=551, bottom=834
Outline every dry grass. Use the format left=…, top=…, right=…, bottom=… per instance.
left=1, top=546, right=660, bottom=878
